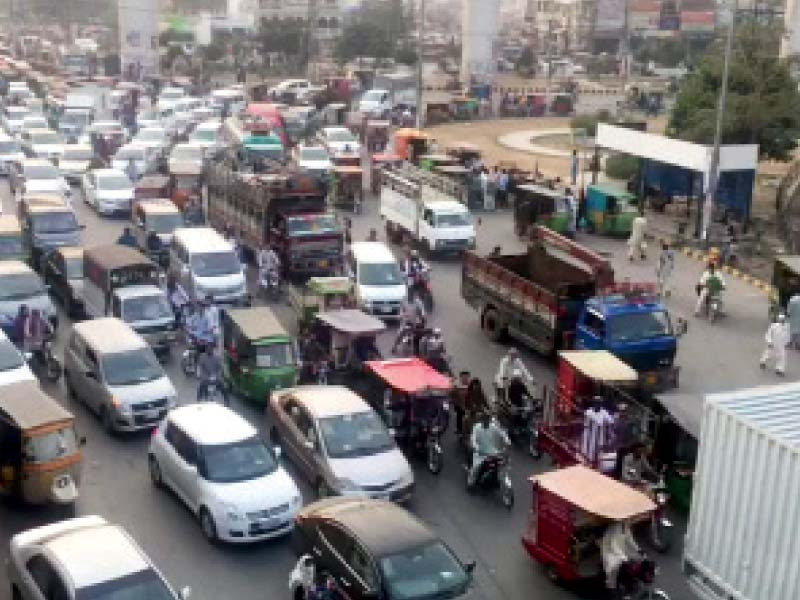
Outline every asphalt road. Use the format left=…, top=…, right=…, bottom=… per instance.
left=0, top=181, right=729, bottom=600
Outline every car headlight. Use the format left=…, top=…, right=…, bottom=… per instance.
left=112, top=397, right=132, bottom=416
left=335, top=477, right=360, bottom=493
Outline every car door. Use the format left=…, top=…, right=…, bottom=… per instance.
left=171, top=426, right=201, bottom=511
left=82, top=347, right=106, bottom=414
left=20, top=553, right=70, bottom=600
left=65, top=334, right=90, bottom=404
left=280, top=398, right=313, bottom=477
left=316, top=523, right=363, bottom=599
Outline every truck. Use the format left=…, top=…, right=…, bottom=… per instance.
left=206, top=162, right=343, bottom=281
left=381, top=164, right=476, bottom=254
left=461, top=226, right=681, bottom=388
left=82, top=245, right=176, bottom=360
left=683, top=382, right=800, bottom=600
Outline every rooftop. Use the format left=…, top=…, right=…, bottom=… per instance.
left=169, top=403, right=255, bottom=445
left=284, top=385, right=371, bottom=419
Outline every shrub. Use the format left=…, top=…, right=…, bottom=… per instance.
left=605, top=154, right=639, bottom=180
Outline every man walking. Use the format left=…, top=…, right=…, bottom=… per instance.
left=761, top=313, right=790, bottom=375
left=656, top=242, right=675, bottom=297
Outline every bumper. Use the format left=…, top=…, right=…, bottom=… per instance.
left=433, top=239, right=473, bottom=253
left=98, top=201, right=132, bottom=216
left=218, top=512, right=296, bottom=543
left=362, top=302, right=402, bottom=319
left=113, top=407, right=169, bottom=432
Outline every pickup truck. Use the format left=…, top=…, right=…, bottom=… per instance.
left=462, top=226, right=681, bottom=388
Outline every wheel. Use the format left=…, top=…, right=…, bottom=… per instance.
left=500, top=478, right=514, bottom=510
left=427, top=440, right=443, bottom=474
left=148, top=455, right=163, bottom=488
left=101, top=406, right=115, bottom=434
left=650, top=517, right=674, bottom=554
left=12, top=586, right=21, bottom=600
left=199, top=508, right=218, bottom=543
left=483, top=309, right=505, bottom=342
left=316, top=478, right=330, bottom=499
left=64, top=372, right=77, bottom=400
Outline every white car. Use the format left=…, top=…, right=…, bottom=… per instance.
left=0, top=329, right=35, bottom=387
left=112, top=143, right=155, bottom=178
left=319, top=126, right=361, bottom=158
left=188, top=120, right=222, bottom=152
left=295, top=144, right=332, bottom=176
left=149, top=403, right=303, bottom=543
left=19, top=114, right=50, bottom=136
left=13, top=158, right=71, bottom=199
left=0, top=134, right=25, bottom=175
left=157, top=86, right=186, bottom=111
left=2, top=105, right=31, bottom=135
left=359, top=88, right=392, bottom=117
left=133, top=126, right=169, bottom=160
left=82, top=168, right=134, bottom=215
left=8, top=516, right=189, bottom=600
left=269, top=78, right=321, bottom=102
left=21, top=128, right=65, bottom=161
left=58, top=144, right=94, bottom=183
left=168, top=142, right=205, bottom=174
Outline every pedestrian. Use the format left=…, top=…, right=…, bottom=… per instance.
left=497, top=169, right=509, bottom=208
left=481, top=168, right=495, bottom=211
left=761, top=313, right=790, bottom=375
left=452, top=370, right=471, bottom=435
left=125, top=156, right=138, bottom=183
left=570, top=149, right=579, bottom=186
left=627, top=214, right=647, bottom=261
left=656, top=242, right=675, bottom=297
left=788, top=292, right=800, bottom=349
left=564, top=187, right=577, bottom=239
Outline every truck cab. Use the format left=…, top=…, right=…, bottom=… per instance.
left=419, top=200, right=476, bottom=254
left=575, top=286, right=680, bottom=390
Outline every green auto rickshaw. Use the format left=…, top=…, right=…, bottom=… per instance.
left=288, top=276, right=354, bottom=331
left=769, top=255, right=800, bottom=320
left=585, top=183, right=639, bottom=237
left=221, top=307, right=299, bottom=403
left=514, top=183, right=570, bottom=236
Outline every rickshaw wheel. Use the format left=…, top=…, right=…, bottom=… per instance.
left=270, top=427, right=281, bottom=447
left=149, top=455, right=163, bottom=488
left=483, top=309, right=505, bottom=342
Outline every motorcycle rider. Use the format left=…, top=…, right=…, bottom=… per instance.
left=452, top=370, right=471, bottom=435
left=621, top=442, right=658, bottom=485
left=258, top=243, right=281, bottom=283
left=495, top=347, right=534, bottom=400
left=116, top=227, right=137, bottom=248
left=694, top=261, right=725, bottom=317
left=196, top=344, right=227, bottom=404
left=201, top=296, right=221, bottom=341
left=420, top=327, right=448, bottom=372
left=467, top=412, right=510, bottom=487
left=601, top=519, right=642, bottom=592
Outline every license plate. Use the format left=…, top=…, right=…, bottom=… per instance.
left=378, top=305, right=392, bottom=313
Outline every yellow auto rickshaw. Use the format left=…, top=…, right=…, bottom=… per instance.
left=0, top=381, right=84, bottom=505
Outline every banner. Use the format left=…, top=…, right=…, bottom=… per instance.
left=118, top=0, right=160, bottom=80
left=595, top=0, right=627, bottom=34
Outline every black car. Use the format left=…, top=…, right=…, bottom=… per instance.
left=42, top=246, right=85, bottom=318
left=292, top=498, right=474, bottom=600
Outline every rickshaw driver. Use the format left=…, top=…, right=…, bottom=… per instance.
left=601, top=519, right=643, bottom=592
left=467, top=412, right=510, bottom=487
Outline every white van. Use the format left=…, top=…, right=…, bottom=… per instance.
left=347, top=242, right=406, bottom=319
left=169, top=227, right=247, bottom=304
left=63, top=318, right=177, bottom=433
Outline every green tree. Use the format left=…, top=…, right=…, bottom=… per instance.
left=335, top=0, right=412, bottom=64
left=668, top=22, right=800, bottom=161
left=259, top=17, right=306, bottom=57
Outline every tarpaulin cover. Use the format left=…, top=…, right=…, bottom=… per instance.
left=365, top=358, right=452, bottom=394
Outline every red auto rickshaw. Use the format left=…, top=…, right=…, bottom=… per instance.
left=522, top=465, right=660, bottom=588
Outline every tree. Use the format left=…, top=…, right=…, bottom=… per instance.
left=668, top=22, right=800, bottom=161
left=335, top=0, right=412, bottom=64
left=259, top=17, right=306, bottom=58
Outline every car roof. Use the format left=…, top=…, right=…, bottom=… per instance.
left=72, top=317, right=147, bottom=353
left=92, top=168, right=128, bottom=178
left=300, top=498, right=437, bottom=557
left=45, top=522, right=151, bottom=589
left=84, top=244, right=153, bottom=271
left=349, top=241, right=395, bottom=262
left=225, top=307, right=287, bottom=340
left=0, top=260, right=35, bottom=275
left=173, top=227, right=232, bottom=252
left=283, top=385, right=371, bottom=419
left=169, top=403, right=255, bottom=444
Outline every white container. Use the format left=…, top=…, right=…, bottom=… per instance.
left=683, top=382, right=800, bottom=600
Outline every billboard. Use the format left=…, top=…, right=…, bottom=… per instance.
left=595, top=0, right=627, bottom=35
left=118, top=0, right=160, bottom=80
left=681, top=11, right=716, bottom=33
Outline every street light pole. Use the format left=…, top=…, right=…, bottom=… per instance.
left=416, top=0, right=425, bottom=129
left=700, top=0, right=737, bottom=240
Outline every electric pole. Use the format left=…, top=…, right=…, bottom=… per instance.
left=416, top=0, right=425, bottom=129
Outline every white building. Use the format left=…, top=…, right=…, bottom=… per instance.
left=461, top=0, right=499, bottom=85
left=530, top=0, right=595, bottom=54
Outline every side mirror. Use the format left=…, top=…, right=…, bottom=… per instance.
left=179, top=586, right=192, bottom=600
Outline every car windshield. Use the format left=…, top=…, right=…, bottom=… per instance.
left=300, top=147, right=328, bottom=161
left=0, top=338, right=24, bottom=370
left=171, top=145, right=203, bottom=161
left=380, top=542, right=469, bottom=600
left=0, top=234, right=22, bottom=257
left=190, top=251, right=240, bottom=277
left=319, top=411, right=394, bottom=458
left=137, top=129, right=165, bottom=143
left=0, top=140, right=20, bottom=153
left=31, top=132, right=62, bottom=145
left=62, top=147, right=93, bottom=160
left=359, top=262, right=403, bottom=286
left=191, top=129, right=216, bottom=142
left=25, top=164, right=59, bottom=179
left=148, top=213, right=183, bottom=234
left=102, top=349, right=163, bottom=386
left=24, top=427, right=78, bottom=464
left=115, top=147, right=145, bottom=160
left=435, top=213, right=470, bottom=227
left=122, top=294, right=172, bottom=322
left=201, top=436, right=277, bottom=483
left=65, top=256, right=83, bottom=278
left=286, top=214, right=338, bottom=236
left=77, top=568, right=176, bottom=600
left=327, top=129, right=355, bottom=143
left=31, top=211, right=77, bottom=234
left=608, top=311, right=673, bottom=342
left=255, top=341, right=294, bottom=368
left=98, top=175, right=132, bottom=191
left=0, top=272, right=45, bottom=300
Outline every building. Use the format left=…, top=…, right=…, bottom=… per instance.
left=256, top=0, right=346, bottom=46
left=461, top=0, right=499, bottom=84
left=530, top=0, right=595, bottom=54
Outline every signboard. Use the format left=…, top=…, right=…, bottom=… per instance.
left=595, top=0, right=627, bottom=34
left=681, top=11, right=716, bottom=33
left=118, top=0, right=159, bottom=80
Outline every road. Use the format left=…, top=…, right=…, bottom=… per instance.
left=3, top=179, right=779, bottom=600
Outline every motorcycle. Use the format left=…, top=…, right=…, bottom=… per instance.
left=466, top=451, right=514, bottom=509
left=646, top=475, right=674, bottom=554
left=27, top=336, right=61, bottom=382
left=408, top=267, right=434, bottom=313
left=197, top=375, right=228, bottom=405
left=259, top=267, right=281, bottom=301
left=181, top=333, right=215, bottom=377
left=495, top=378, right=542, bottom=458
left=616, top=557, right=670, bottom=600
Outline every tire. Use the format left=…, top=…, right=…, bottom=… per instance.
left=316, top=478, right=330, bottom=499
left=12, top=586, right=21, bottom=600
left=270, top=427, right=281, bottom=447
left=483, top=309, right=505, bottom=342
left=64, top=372, right=77, bottom=400
left=45, top=355, right=61, bottom=382
left=650, top=518, right=674, bottom=554
left=501, top=477, right=514, bottom=510
left=199, top=508, right=218, bottom=543
left=148, top=455, right=163, bottom=488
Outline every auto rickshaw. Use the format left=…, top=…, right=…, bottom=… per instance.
left=287, top=276, right=354, bottom=331
left=302, top=308, right=386, bottom=386
left=550, top=93, right=574, bottom=116
left=585, top=183, right=638, bottom=237
left=514, top=183, right=570, bottom=236
left=393, top=128, right=429, bottom=164
left=328, top=166, right=364, bottom=212
left=170, top=169, right=202, bottom=211
left=363, top=357, right=452, bottom=474
left=769, top=255, right=800, bottom=320
left=371, top=152, right=403, bottom=194
left=445, top=142, right=482, bottom=167
left=134, top=175, right=172, bottom=203
left=220, top=307, right=300, bottom=403
left=0, top=214, right=24, bottom=261
left=0, top=381, right=84, bottom=505
left=522, top=465, right=662, bottom=592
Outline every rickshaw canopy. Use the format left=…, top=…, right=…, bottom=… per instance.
left=0, top=381, right=73, bottom=431
left=372, top=153, right=402, bottom=163
left=531, top=465, right=655, bottom=520
left=558, top=350, right=639, bottom=383
left=365, top=358, right=452, bottom=394
left=316, top=309, right=386, bottom=335
left=226, top=307, right=288, bottom=342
